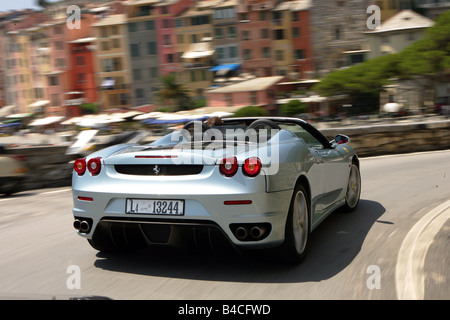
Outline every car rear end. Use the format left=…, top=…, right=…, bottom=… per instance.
left=72, top=144, right=292, bottom=251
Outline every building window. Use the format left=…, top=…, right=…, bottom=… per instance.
left=77, top=73, right=86, bottom=83
left=261, top=28, right=269, bottom=39
left=163, top=19, right=171, bottom=28
left=243, top=49, right=252, bottom=60
left=167, top=53, right=174, bottom=63
left=293, top=27, right=300, bottom=38
left=262, top=47, right=271, bottom=58
left=101, top=27, right=108, bottom=38
left=113, top=58, right=122, bottom=71
left=215, top=28, right=223, bottom=39
left=163, top=34, right=171, bottom=45
left=228, top=26, right=236, bottom=38
left=229, top=46, right=237, bottom=58
left=250, top=92, right=258, bottom=106
left=133, top=69, right=142, bottom=81
left=175, top=19, right=183, bottom=28
left=190, top=70, right=196, bottom=82
left=146, top=20, right=155, bottom=30
left=102, top=41, right=109, bottom=51
left=292, top=12, right=299, bottom=22
left=260, top=11, right=267, bottom=21
left=130, top=43, right=140, bottom=57
left=49, top=76, right=58, bottom=86
left=216, top=47, right=225, bottom=60
left=128, top=23, right=138, bottom=33
left=275, top=50, right=284, bottom=61
left=274, top=29, right=285, bottom=40
left=149, top=67, right=159, bottom=79
left=295, top=49, right=305, bottom=60
left=112, top=38, right=120, bottom=48
left=147, top=42, right=157, bottom=55
left=103, top=59, right=112, bottom=72
left=111, top=25, right=119, bottom=35
left=162, top=6, right=169, bottom=14
left=135, top=88, right=144, bottom=99
left=335, top=27, right=341, bottom=40
left=242, top=30, right=251, bottom=40
left=190, top=15, right=209, bottom=26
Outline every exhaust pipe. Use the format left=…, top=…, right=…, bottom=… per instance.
left=235, top=227, right=248, bottom=241
left=80, top=220, right=90, bottom=233
left=73, top=219, right=81, bottom=230
left=250, top=226, right=266, bottom=240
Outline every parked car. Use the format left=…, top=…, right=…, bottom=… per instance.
left=0, top=144, right=28, bottom=195
left=71, top=117, right=361, bottom=263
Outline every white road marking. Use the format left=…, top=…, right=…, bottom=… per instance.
left=0, top=188, right=71, bottom=202
left=395, top=200, right=450, bottom=300
left=41, top=188, right=72, bottom=195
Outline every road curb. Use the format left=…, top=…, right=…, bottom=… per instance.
left=395, top=200, right=450, bottom=300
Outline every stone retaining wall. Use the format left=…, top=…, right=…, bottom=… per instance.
left=320, top=120, right=450, bottom=157
left=5, top=146, right=74, bottom=192
left=5, top=120, right=450, bottom=191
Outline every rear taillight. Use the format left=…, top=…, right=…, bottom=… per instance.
left=74, top=158, right=86, bottom=176
left=87, top=157, right=102, bottom=176
left=219, top=156, right=238, bottom=177
left=243, top=157, right=262, bottom=177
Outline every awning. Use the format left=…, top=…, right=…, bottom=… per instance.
left=209, top=63, right=241, bottom=72
left=5, top=113, right=33, bottom=119
left=0, top=122, right=21, bottom=128
left=28, top=116, right=65, bottom=126
left=101, top=78, right=115, bottom=87
left=383, top=103, right=401, bottom=113
left=182, top=50, right=215, bottom=59
left=29, top=100, right=50, bottom=108
left=181, top=42, right=215, bottom=59
left=65, top=91, right=84, bottom=95
left=0, top=105, right=15, bottom=117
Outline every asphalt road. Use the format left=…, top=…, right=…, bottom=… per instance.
left=0, top=150, right=449, bottom=300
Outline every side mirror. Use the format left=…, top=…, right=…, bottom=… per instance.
left=333, top=134, right=350, bottom=145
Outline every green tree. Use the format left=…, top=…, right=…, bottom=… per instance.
left=154, top=74, right=194, bottom=111
left=280, top=100, right=306, bottom=116
left=233, top=106, right=268, bottom=117
left=80, top=103, right=98, bottom=115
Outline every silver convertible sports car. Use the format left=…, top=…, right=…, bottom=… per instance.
left=72, top=117, right=361, bottom=263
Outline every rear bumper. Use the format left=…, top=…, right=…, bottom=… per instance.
left=72, top=186, right=292, bottom=249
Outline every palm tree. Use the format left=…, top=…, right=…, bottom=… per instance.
left=155, top=74, right=193, bottom=111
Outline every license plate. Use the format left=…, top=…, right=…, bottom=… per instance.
left=126, top=199, right=184, bottom=216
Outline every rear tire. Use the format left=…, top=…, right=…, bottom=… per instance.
left=341, top=163, right=361, bottom=212
left=279, top=184, right=310, bottom=264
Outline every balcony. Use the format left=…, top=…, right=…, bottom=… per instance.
left=183, top=62, right=213, bottom=69
left=100, top=84, right=130, bottom=91
left=64, top=98, right=85, bottom=106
